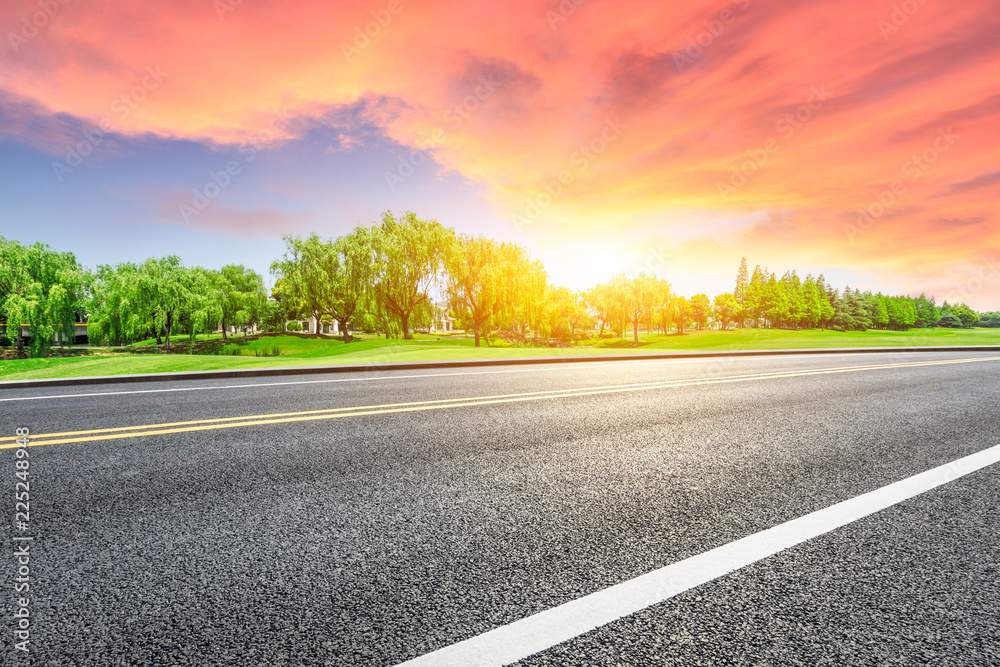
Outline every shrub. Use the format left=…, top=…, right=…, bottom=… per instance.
left=286, top=322, right=304, bottom=332
left=937, top=314, right=962, bottom=328
left=0, top=335, right=11, bottom=347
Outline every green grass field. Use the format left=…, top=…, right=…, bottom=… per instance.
left=2, top=328, right=999, bottom=383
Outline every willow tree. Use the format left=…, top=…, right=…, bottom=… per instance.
left=446, top=235, right=532, bottom=347
left=652, top=278, right=674, bottom=334
left=612, top=272, right=658, bottom=345
left=501, top=247, right=547, bottom=342
left=271, top=234, right=336, bottom=334
left=88, top=256, right=200, bottom=350
left=271, top=231, right=373, bottom=342
left=136, top=256, right=194, bottom=350
left=213, top=264, right=267, bottom=340
left=87, top=262, right=145, bottom=346
left=585, top=284, right=613, bottom=336
left=541, top=286, right=590, bottom=342
left=0, top=238, right=83, bottom=358
left=369, top=212, right=454, bottom=339
left=328, top=228, right=375, bottom=343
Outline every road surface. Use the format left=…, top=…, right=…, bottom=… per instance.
left=2, top=351, right=999, bottom=665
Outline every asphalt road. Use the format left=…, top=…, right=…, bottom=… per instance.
left=2, top=351, right=999, bottom=665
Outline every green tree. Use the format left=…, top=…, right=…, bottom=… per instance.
left=585, top=284, right=614, bottom=336
left=712, top=293, right=738, bottom=330
left=87, top=262, right=144, bottom=346
left=90, top=256, right=203, bottom=350
left=329, top=228, right=376, bottom=342
left=745, top=265, right=766, bottom=327
left=542, top=286, right=575, bottom=342
left=214, top=264, right=267, bottom=340
left=607, top=273, right=658, bottom=345
left=938, top=313, right=962, bottom=328
left=184, top=267, right=224, bottom=349
left=447, top=235, right=528, bottom=347
left=802, top=275, right=826, bottom=328
left=673, top=296, right=692, bottom=334
left=690, top=294, right=711, bottom=330
left=652, top=279, right=674, bottom=334
left=369, top=212, right=454, bottom=339
left=816, top=276, right=835, bottom=327
left=0, top=238, right=83, bottom=358
left=515, top=260, right=549, bottom=341
left=782, top=271, right=805, bottom=327
left=914, top=293, right=939, bottom=327
left=734, top=257, right=749, bottom=327
left=267, top=278, right=305, bottom=332
left=137, top=256, right=198, bottom=350
left=951, top=304, right=980, bottom=327
left=978, top=311, right=1000, bottom=328
left=870, top=294, right=889, bottom=329
left=271, top=234, right=335, bottom=335
left=566, top=291, right=593, bottom=337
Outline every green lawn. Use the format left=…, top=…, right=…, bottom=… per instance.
left=595, top=327, right=1000, bottom=350
left=128, top=331, right=230, bottom=346
left=2, top=328, right=998, bottom=383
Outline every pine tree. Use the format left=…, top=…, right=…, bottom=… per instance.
left=734, top=257, right=749, bottom=327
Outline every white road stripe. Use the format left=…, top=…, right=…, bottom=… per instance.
left=0, top=361, right=702, bottom=402
left=0, top=351, right=951, bottom=402
left=394, top=442, right=1000, bottom=667
left=0, top=352, right=876, bottom=402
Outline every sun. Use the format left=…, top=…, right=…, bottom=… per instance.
left=539, top=241, right=637, bottom=292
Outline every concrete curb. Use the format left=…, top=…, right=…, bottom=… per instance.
left=3, top=345, right=1000, bottom=390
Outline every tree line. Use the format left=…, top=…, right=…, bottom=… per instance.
left=1, top=215, right=995, bottom=358
left=86, top=257, right=269, bottom=350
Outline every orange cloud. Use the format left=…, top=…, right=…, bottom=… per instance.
left=1, top=0, right=998, bottom=304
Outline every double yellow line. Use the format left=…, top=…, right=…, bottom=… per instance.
left=3, top=356, right=998, bottom=449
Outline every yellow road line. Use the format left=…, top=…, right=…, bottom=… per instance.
left=0, top=366, right=877, bottom=443
left=0, top=356, right=982, bottom=442
left=4, top=356, right=998, bottom=449
left=0, top=376, right=758, bottom=442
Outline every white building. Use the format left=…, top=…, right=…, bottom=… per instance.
left=288, top=317, right=343, bottom=335
left=428, top=301, right=456, bottom=334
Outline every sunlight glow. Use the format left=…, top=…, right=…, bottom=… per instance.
left=540, top=241, right=636, bottom=293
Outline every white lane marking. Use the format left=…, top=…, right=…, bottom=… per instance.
left=0, top=361, right=713, bottom=402
left=0, top=352, right=913, bottom=403
left=394, top=443, right=1000, bottom=667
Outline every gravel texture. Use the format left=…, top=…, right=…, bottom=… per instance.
left=1, top=351, right=998, bottom=665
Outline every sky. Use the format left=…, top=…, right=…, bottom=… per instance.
left=0, top=0, right=998, bottom=308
